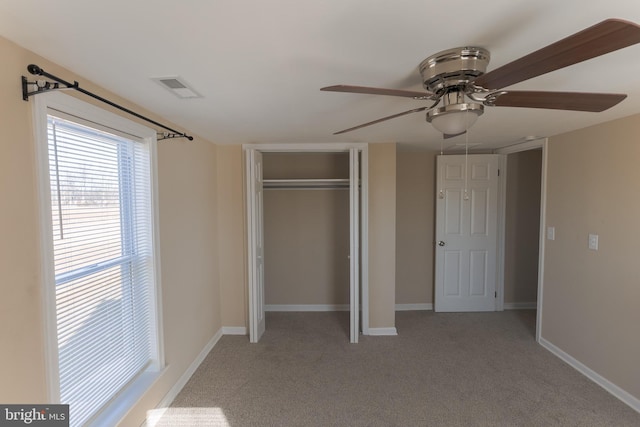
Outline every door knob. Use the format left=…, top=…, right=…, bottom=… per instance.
left=438, top=241, right=445, bottom=247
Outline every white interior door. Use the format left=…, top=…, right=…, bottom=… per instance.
left=349, top=148, right=360, bottom=343
left=435, top=154, right=500, bottom=312
left=247, top=149, right=265, bottom=342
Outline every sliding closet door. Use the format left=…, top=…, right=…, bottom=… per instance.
left=349, top=148, right=360, bottom=343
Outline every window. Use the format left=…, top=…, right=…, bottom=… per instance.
left=36, top=94, right=162, bottom=427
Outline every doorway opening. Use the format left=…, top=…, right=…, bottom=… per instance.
left=503, top=149, right=542, bottom=336
left=433, top=141, right=547, bottom=341
left=497, top=139, right=547, bottom=342
left=263, top=152, right=350, bottom=339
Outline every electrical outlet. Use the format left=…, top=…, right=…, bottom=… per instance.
left=588, top=234, right=599, bottom=250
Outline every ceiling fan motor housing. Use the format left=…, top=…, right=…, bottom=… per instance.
left=421, top=47, right=489, bottom=133
left=419, top=47, right=490, bottom=94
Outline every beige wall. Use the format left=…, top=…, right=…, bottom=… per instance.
left=263, top=152, right=349, bottom=179
left=368, top=143, right=397, bottom=328
left=216, top=145, right=247, bottom=327
left=0, top=37, right=222, bottom=426
left=504, top=149, right=541, bottom=304
left=264, top=190, right=350, bottom=305
left=0, top=36, right=46, bottom=403
left=395, top=149, right=437, bottom=305
left=261, top=152, right=350, bottom=306
left=542, top=114, right=640, bottom=400
left=150, top=133, right=221, bottom=424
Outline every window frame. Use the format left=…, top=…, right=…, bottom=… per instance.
left=33, top=92, right=165, bottom=423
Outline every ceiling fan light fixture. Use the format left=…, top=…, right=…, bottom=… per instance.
left=427, top=103, right=484, bottom=135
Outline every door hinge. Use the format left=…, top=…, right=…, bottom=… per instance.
left=495, top=291, right=497, bottom=298
left=497, top=169, right=500, bottom=176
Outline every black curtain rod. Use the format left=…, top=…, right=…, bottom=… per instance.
left=22, top=64, right=193, bottom=141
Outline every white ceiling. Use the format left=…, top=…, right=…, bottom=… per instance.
left=2, top=1, right=640, bottom=150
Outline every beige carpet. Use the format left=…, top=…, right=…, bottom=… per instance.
left=151, top=310, right=640, bottom=426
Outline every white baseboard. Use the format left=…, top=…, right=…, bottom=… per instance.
left=265, top=304, right=349, bottom=312
left=504, top=302, right=537, bottom=310
left=368, top=327, right=398, bottom=336
left=395, top=303, right=433, bottom=311
left=539, top=337, right=640, bottom=414
left=153, top=328, right=223, bottom=410
left=222, top=326, right=247, bottom=335
left=394, top=302, right=536, bottom=311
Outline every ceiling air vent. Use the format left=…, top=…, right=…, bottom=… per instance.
left=152, top=76, right=202, bottom=99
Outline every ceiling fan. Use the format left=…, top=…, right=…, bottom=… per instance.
left=321, top=19, right=640, bottom=138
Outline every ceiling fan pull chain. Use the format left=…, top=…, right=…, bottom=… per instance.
left=439, top=137, right=445, bottom=199
left=463, top=113, right=470, bottom=201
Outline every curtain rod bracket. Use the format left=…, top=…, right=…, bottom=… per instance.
left=22, top=64, right=194, bottom=141
left=157, top=132, right=190, bottom=141
left=22, top=76, right=74, bottom=100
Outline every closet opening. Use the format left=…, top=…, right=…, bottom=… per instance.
left=263, top=152, right=351, bottom=339
left=244, top=144, right=368, bottom=344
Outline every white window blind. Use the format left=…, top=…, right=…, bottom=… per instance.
left=47, top=113, right=156, bottom=427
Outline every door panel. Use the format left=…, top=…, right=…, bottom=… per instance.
left=471, top=162, right=489, bottom=180
left=469, top=250, right=488, bottom=296
left=247, top=149, right=265, bottom=342
left=445, top=189, right=463, bottom=235
left=435, top=154, right=500, bottom=312
left=445, top=163, right=464, bottom=180
left=444, top=251, right=461, bottom=296
left=256, top=154, right=265, bottom=338
left=349, top=148, right=359, bottom=343
left=471, top=189, right=489, bottom=235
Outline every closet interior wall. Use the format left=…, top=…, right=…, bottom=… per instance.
left=262, top=152, right=350, bottom=308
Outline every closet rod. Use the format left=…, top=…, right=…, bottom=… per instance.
left=264, top=185, right=350, bottom=190
left=263, top=178, right=354, bottom=190
left=22, top=64, right=193, bottom=141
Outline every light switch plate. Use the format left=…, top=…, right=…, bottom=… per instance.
left=547, top=227, right=555, bottom=241
left=588, top=234, right=599, bottom=250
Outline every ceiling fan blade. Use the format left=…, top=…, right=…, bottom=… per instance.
left=321, top=85, right=435, bottom=99
left=444, top=131, right=466, bottom=139
left=333, top=107, right=429, bottom=135
left=491, top=91, right=626, bottom=112
left=473, top=19, right=640, bottom=90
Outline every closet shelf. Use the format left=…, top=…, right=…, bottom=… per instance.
left=263, top=178, right=350, bottom=189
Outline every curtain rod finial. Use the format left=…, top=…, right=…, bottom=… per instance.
left=27, top=64, right=43, bottom=75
